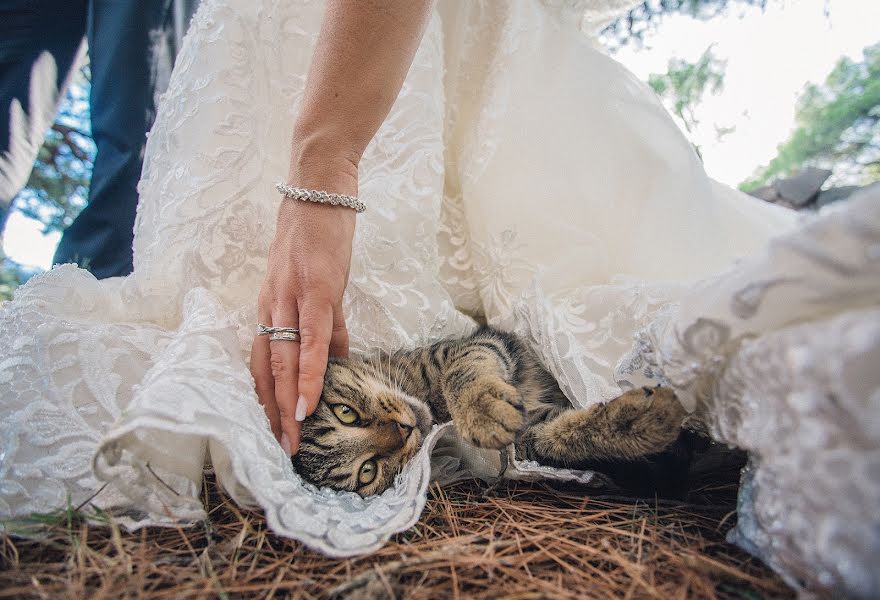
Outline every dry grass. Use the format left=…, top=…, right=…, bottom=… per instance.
left=0, top=466, right=792, bottom=600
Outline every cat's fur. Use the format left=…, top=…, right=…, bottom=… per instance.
left=292, top=326, right=688, bottom=497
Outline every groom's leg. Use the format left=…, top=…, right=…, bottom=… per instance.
left=52, top=0, right=171, bottom=278
left=0, top=0, right=88, bottom=247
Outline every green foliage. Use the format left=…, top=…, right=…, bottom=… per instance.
left=0, top=69, right=92, bottom=299
left=742, top=43, right=880, bottom=190
left=15, top=66, right=94, bottom=234
left=602, top=0, right=770, bottom=49
left=0, top=488, right=111, bottom=538
left=648, top=46, right=727, bottom=138
left=0, top=259, right=33, bottom=301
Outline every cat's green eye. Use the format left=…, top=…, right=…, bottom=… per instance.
left=358, top=460, right=377, bottom=485
left=332, top=404, right=359, bottom=424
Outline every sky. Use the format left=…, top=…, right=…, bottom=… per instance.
left=613, top=0, right=880, bottom=186
left=4, top=212, right=60, bottom=270
left=4, top=0, right=879, bottom=271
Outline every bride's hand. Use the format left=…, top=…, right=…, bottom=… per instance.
left=251, top=0, right=432, bottom=455
left=251, top=169, right=357, bottom=456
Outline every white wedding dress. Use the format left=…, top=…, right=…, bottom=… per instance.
left=2, top=1, right=878, bottom=597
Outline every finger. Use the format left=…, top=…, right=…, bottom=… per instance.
left=270, top=301, right=300, bottom=456
left=297, top=301, right=333, bottom=420
left=251, top=332, right=281, bottom=440
left=328, top=303, right=349, bottom=358
left=287, top=419, right=302, bottom=456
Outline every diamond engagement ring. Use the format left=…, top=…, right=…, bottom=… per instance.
left=256, top=324, right=300, bottom=341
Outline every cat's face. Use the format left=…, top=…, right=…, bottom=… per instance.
left=292, top=358, right=432, bottom=496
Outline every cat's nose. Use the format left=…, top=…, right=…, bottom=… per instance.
left=397, top=423, right=414, bottom=442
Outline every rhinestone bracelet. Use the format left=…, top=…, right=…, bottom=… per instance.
left=275, top=182, right=366, bottom=213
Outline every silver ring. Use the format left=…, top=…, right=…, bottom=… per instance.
left=269, top=331, right=301, bottom=342
left=257, top=324, right=300, bottom=336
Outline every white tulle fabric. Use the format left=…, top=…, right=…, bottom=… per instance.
left=1, top=0, right=877, bottom=596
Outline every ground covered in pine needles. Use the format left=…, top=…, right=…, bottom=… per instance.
left=1, top=464, right=792, bottom=599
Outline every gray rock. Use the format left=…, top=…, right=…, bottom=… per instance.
left=750, top=185, right=781, bottom=203
left=773, top=167, right=832, bottom=207
left=814, top=186, right=863, bottom=209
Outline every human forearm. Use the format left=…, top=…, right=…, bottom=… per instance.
left=289, top=0, right=436, bottom=193
left=258, top=1, right=436, bottom=454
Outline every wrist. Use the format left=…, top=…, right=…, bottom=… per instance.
left=274, top=191, right=357, bottom=245
left=288, top=127, right=361, bottom=197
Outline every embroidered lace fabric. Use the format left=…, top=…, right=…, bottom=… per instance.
left=1, top=1, right=876, bottom=596
left=622, top=189, right=880, bottom=598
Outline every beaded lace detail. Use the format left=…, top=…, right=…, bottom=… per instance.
left=1, top=2, right=877, bottom=597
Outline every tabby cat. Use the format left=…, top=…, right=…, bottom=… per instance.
left=292, top=326, right=688, bottom=497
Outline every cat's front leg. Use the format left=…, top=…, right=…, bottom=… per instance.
left=524, top=386, right=686, bottom=464
left=441, top=366, right=526, bottom=450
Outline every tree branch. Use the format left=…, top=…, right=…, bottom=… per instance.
left=50, top=123, right=91, bottom=162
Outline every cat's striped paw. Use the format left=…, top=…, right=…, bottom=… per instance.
left=453, top=379, right=526, bottom=449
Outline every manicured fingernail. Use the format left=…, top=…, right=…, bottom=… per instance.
left=280, top=432, right=291, bottom=455
left=295, top=395, right=308, bottom=422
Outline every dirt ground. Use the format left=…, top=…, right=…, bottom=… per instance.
left=0, top=460, right=792, bottom=600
